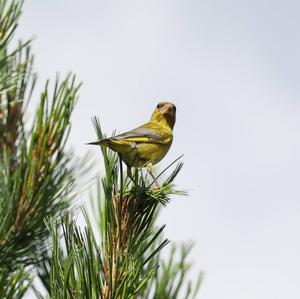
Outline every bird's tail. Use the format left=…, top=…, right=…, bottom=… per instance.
left=86, top=139, right=108, bottom=146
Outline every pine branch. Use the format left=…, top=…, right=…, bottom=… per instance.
left=34, top=119, right=201, bottom=299
left=0, top=0, right=82, bottom=287
left=140, top=242, right=203, bottom=299
left=0, top=0, right=23, bottom=51
left=0, top=1, right=202, bottom=298
left=0, top=266, right=32, bottom=299
left=0, top=74, right=81, bottom=269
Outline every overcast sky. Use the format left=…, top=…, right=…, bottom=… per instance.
left=18, top=1, right=300, bottom=298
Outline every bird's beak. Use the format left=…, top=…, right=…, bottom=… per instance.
left=161, top=104, right=174, bottom=115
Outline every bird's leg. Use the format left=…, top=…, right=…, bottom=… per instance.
left=146, top=162, right=160, bottom=188
left=127, top=166, right=134, bottom=182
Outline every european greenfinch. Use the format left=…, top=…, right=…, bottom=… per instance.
left=88, top=101, right=176, bottom=184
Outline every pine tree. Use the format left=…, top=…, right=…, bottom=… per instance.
left=0, top=1, right=203, bottom=298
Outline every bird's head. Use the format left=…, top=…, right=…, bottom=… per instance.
left=150, top=101, right=176, bottom=130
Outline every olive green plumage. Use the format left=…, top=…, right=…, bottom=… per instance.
left=88, top=101, right=176, bottom=182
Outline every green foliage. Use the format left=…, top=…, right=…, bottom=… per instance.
left=0, top=0, right=81, bottom=291
left=0, top=0, right=23, bottom=51
left=0, top=1, right=202, bottom=298
left=0, top=267, right=32, bottom=299
left=0, top=74, right=80, bottom=269
left=142, top=243, right=203, bottom=299
left=33, top=120, right=202, bottom=299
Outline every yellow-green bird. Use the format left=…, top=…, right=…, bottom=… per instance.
left=88, top=101, right=176, bottom=184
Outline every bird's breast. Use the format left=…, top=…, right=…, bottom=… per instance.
left=132, top=141, right=172, bottom=167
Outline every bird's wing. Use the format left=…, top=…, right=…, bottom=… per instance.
left=111, top=124, right=170, bottom=144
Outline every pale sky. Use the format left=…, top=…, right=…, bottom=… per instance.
left=18, top=1, right=300, bottom=298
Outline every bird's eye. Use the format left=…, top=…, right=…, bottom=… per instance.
left=172, top=105, right=176, bottom=112
left=157, top=103, right=162, bottom=109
